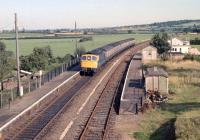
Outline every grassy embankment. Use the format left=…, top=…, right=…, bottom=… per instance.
left=0, top=34, right=152, bottom=57
left=134, top=60, right=200, bottom=140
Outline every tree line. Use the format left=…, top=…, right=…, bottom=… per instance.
left=0, top=41, right=86, bottom=81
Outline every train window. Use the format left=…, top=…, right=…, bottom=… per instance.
left=87, top=56, right=91, bottom=60
left=92, top=56, right=97, bottom=61
left=81, top=56, right=86, bottom=60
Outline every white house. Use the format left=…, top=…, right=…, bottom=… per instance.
left=168, top=38, right=191, bottom=54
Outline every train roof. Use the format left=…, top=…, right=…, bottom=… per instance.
left=88, top=38, right=134, bottom=55
left=101, top=38, right=134, bottom=51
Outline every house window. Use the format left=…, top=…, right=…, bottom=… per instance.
left=180, top=48, right=182, bottom=52
left=175, top=48, right=177, bottom=52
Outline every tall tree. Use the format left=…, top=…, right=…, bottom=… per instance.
left=150, top=32, right=171, bottom=54
left=0, top=42, right=14, bottom=80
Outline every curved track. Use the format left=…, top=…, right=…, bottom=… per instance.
left=78, top=41, right=150, bottom=140
left=5, top=41, right=149, bottom=140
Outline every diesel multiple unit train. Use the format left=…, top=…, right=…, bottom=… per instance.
left=80, top=38, right=135, bottom=76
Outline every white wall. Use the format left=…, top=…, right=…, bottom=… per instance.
left=171, top=46, right=191, bottom=54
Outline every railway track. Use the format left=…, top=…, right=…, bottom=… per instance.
left=78, top=55, right=132, bottom=140
left=78, top=41, right=150, bottom=140
left=4, top=41, right=149, bottom=140
left=7, top=77, right=90, bottom=140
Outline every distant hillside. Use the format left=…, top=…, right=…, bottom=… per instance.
left=113, top=19, right=200, bottom=33
left=148, top=20, right=200, bottom=27
left=1, top=19, right=200, bottom=35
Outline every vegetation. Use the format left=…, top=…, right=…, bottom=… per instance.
left=150, top=32, right=170, bottom=54
left=134, top=60, right=200, bottom=140
left=1, top=34, right=152, bottom=57
left=190, top=37, right=200, bottom=45
left=192, top=45, right=200, bottom=51
left=20, top=46, right=54, bottom=71
left=0, top=42, right=14, bottom=80
left=183, top=54, right=200, bottom=62
left=20, top=45, right=84, bottom=72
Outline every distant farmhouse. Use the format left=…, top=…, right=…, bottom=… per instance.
left=168, top=38, right=200, bottom=56
left=168, top=38, right=191, bottom=54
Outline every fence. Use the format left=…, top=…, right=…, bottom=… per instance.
left=0, top=58, right=79, bottom=108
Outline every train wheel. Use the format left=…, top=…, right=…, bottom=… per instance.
left=80, top=71, right=84, bottom=76
left=89, top=71, right=94, bottom=76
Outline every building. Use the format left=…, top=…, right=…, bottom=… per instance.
left=142, top=46, right=157, bottom=62
left=168, top=38, right=191, bottom=54
left=144, top=67, right=169, bottom=94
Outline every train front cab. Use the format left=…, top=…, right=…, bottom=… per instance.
left=80, top=54, right=99, bottom=76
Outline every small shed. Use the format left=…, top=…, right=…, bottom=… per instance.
left=142, top=46, right=157, bottom=62
left=145, top=67, right=168, bottom=94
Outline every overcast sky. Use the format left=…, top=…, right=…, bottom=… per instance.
left=0, top=0, right=200, bottom=29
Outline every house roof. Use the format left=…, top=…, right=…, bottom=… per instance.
left=145, top=67, right=168, bottom=78
left=142, top=46, right=157, bottom=51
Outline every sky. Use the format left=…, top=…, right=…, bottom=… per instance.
left=0, top=0, right=200, bottom=30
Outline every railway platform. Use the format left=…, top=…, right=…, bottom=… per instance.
left=0, top=66, right=79, bottom=131
left=120, top=54, right=145, bottom=114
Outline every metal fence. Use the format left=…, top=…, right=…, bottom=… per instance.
left=0, top=58, right=79, bottom=108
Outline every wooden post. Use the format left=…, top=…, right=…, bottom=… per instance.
left=0, top=91, right=2, bottom=108
left=135, top=103, right=138, bottom=114
left=35, top=78, right=37, bottom=89
left=140, top=97, right=143, bottom=107
left=28, top=79, right=31, bottom=93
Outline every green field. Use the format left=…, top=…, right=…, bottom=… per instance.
left=179, top=33, right=200, bottom=40
left=0, top=34, right=152, bottom=57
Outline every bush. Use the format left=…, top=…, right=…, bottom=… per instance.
left=20, top=46, right=53, bottom=72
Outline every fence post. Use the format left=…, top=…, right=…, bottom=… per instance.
left=35, top=78, right=38, bottom=89
left=135, top=103, right=138, bottom=114
left=0, top=90, right=2, bottom=108
left=69, top=60, right=71, bottom=68
left=28, top=79, right=31, bottom=93
left=140, top=97, right=143, bottom=107
left=39, top=70, right=42, bottom=88
left=61, top=66, right=63, bottom=73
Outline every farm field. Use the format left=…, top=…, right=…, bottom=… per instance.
left=134, top=60, right=200, bottom=140
left=0, top=34, right=152, bottom=57
left=179, top=33, right=200, bottom=40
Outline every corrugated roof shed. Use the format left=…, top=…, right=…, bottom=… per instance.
left=145, top=67, right=168, bottom=78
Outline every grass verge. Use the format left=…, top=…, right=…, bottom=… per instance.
left=134, top=60, right=200, bottom=140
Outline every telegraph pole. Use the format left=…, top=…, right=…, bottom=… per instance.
left=75, top=21, right=78, bottom=58
left=15, top=13, right=21, bottom=96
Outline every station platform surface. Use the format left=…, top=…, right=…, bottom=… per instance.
left=0, top=66, right=79, bottom=129
left=120, top=57, right=145, bottom=114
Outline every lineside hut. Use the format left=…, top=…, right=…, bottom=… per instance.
left=145, top=67, right=169, bottom=94
left=142, top=46, right=157, bottom=62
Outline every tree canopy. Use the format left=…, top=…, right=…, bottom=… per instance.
left=150, top=32, right=171, bottom=54
left=0, top=41, right=14, bottom=80
left=20, top=46, right=54, bottom=71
